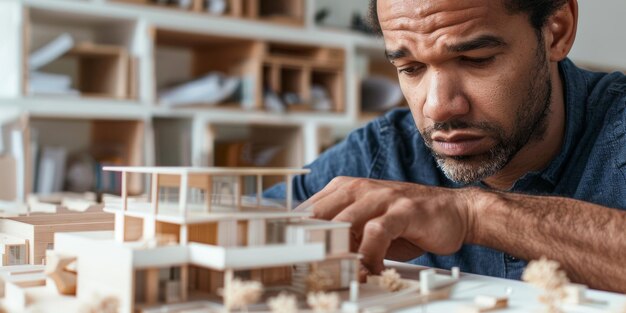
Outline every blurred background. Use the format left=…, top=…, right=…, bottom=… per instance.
left=0, top=0, right=623, bottom=209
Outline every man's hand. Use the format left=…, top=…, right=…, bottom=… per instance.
left=296, top=176, right=476, bottom=276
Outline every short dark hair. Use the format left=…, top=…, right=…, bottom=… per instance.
left=368, top=0, right=568, bottom=36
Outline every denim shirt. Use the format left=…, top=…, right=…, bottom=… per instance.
left=264, top=58, right=626, bottom=280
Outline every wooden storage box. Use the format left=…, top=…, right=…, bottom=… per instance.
left=155, top=28, right=264, bottom=109
left=25, top=8, right=136, bottom=100
left=29, top=118, right=145, bottom=196
left=64, top=43, right=129, bottom=99
left=263, top=43, right=345, bottom=113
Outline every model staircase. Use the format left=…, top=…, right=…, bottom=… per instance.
left=291, top=263, right=309, bottom=293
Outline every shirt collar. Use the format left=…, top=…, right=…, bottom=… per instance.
left=535, top=58, right=588, bottom=186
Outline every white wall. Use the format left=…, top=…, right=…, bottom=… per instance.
left=324, top=0, right=625, bottom=71
left=315, top=0, right=369, bottom=29
left=569, top=0, right=626, bottom=71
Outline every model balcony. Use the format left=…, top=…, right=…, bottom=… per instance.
left=186, top=242, right=325, bottom=270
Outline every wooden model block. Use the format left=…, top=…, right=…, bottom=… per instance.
left=458, top=295, right=509, bottom=313
left=564, top=283, right=588, bottom=304
left=45, top=252, right=77, bottom=295
left=419, top=267, right=459, bottom=294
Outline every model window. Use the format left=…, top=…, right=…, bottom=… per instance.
left=266, top=219, right=286, bottom=244
left=8, top=245, right=26, bottom=265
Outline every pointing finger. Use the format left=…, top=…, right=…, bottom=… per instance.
left=358, top=208, right=409, bottom=276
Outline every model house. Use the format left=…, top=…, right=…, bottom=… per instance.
left=42, top=166, right=361, bottom=313
left=0, top=212, right=114, bottom=266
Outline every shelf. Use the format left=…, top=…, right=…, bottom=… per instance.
left=24, top=6, right=138, bottom=100
left=21, top=0, right=376, bottom=47
left=29, top=117, right=145, bottom=196
left=208, top=123, right=303, bottom=187
left=0, top=97, right=147, bottom=119
left=263, top=42, right=345, bottom=113
left=154, top=28, right=346, bottom=114
left=111, top=0, right=305, bottom=26
left=153, top=117, right=193, bottom=167
left=0, top=0, right=390, bottom=206
left=154, top=28, right=261, bottom=110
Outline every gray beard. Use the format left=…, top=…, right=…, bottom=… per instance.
left=426, top=45, right=552, bottom=185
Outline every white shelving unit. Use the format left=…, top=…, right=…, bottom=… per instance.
left=0, top=0, right=393, bottom=203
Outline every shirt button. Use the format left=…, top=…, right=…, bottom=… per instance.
left=505, top=255, right=518, bottom=262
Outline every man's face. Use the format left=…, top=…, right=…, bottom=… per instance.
left=378, top=0, right=553, bottom=184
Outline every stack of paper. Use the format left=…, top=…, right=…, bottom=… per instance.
left=28, top=33, right=78, bottom=96
left=28, top=71, right=78, bottom=96
left=159, top=72, right=240, bottom=107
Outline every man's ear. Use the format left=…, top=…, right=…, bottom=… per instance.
left=545, top=0, right=578, bottom=62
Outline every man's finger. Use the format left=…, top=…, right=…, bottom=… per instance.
left=386, top=238, right=424, bottom=261
left=332, top=195, right=389, bottom=235
left=307, top=188, right=355, bottom=220
left=294, top=176, right=349, bottom=212
left=358, top=209, right=409, bottom=276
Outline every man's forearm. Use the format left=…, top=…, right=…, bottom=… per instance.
left=469, top=188, right=626, bottom=292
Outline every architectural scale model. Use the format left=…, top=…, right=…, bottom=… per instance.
left=0, top=166, right=471, bottom=313
left=0, top=212, right=114, bottom=266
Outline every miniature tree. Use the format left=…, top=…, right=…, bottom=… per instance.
left=267, top=292, right=299, bottom=313
left=379, top=268, right=406, bottom=292
left=306, top=267, right=334, bottom=292
left=522, top=257, right=570, bottom=313
left=307, top=291, right=340, bottom=313
left=85, top=295, right=120, bottom=313
left=223, top=278, right=264, bottom=312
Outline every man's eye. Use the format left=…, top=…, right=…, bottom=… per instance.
left=460, top=56, right=496, bottom=66
left=398, top=65, right=424, bottom=76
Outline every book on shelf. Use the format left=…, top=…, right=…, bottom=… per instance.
left=94, top=160, right=125, bottom=195
left=35, top=147, right=68, bottom=195
left=11, top=130, right=25, bottom=202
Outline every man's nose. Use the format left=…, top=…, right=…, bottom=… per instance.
left=422, top=70, right=470, bottom=123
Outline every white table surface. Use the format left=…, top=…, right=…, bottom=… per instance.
left=386, top=260, right=626, bottom=313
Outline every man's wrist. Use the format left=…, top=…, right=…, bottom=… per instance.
left=461, top=187, right=501, bottom=245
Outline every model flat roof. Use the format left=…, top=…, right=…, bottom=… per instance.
left=288, top=218, right=351, bottom=230
left=6, top=212, right=113, bottom=226
left=0, top=232, right=27, bottom=245
left=104, top=205, right=312, bottom=225
left=103, top=166, right=310, bottom=176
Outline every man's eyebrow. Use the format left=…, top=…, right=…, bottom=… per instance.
left=447, top=35, right=507, bottom=53
left=384, top=35, right=506, bottom=61
left=385, top=48, right=410, bottom=62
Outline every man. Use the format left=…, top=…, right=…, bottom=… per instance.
left=265, top=0, right=626, bottom=292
